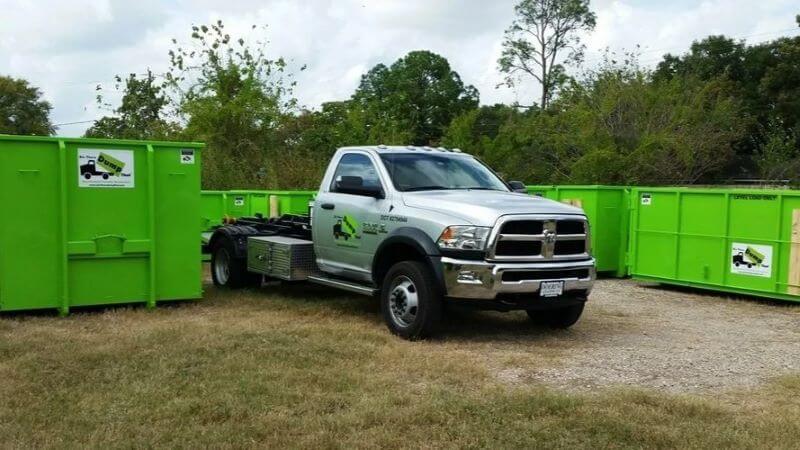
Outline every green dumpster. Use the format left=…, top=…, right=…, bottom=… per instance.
left=200, top=190, right=226, bottom=230
left=526, top=185, right=630, bottom=276
left=628, top=187, right=800, bottom=302
left=0, top=135, right=204, bottom=314
left=225, top=190, right=270, bottom=219
left=264, top=190, right=316, bottom=216
left=200, top=190, right=316, bottom=232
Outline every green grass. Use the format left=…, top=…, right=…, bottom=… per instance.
left=1, top=282, right=798, bottom=449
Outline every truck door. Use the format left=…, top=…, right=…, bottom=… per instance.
left=313, top=152, right=392, bottom=282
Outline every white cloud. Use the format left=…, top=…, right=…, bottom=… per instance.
left=0, top=0, right=796, bottom=136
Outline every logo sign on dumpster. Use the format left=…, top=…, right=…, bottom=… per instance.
left=180, top=149, right=195, bottom=164
left=731, top=242, right=772, bottom=278
left=78, top=149, right=134, bottom=188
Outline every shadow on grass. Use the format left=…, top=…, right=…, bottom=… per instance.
left=437, top=306, right=575, bottom=342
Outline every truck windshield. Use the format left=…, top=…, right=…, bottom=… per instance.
left=380, top=153, right=509, bottom=192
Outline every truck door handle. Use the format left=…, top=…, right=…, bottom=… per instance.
left=321, top=203, right=335, bottom=210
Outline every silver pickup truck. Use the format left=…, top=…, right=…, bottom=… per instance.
left=208, top=145, right=595, bottom=339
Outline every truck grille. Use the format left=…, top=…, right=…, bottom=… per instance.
left=489, top=216, right=589, bottom=261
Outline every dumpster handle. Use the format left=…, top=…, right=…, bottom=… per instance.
left=92, top=234, right=127, bottom=241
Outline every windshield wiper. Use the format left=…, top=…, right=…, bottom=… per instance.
left=457, top=187, right=506, bottom=191
left=403, top=185, right=450, bottom=192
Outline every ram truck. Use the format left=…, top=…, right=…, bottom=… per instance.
left=208, top=146, right=595, bottom=339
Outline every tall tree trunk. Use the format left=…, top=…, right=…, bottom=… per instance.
left=541, top=40, right=548, bottom=109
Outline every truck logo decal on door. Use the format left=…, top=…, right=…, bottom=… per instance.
left=333, top=214, right=361, bottom=247
left=78, top=149, right=135, bottom=188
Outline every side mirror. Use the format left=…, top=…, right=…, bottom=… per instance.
left=335, top=176, right=385, bottom=198
left=507, top=180, right=528, bottom=194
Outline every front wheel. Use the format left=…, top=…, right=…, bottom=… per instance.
left=527, top=303, right=585, bottom=329
left=380, top=261, right=442, bottom=340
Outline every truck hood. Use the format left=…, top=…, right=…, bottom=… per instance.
left=401, top=190, right=584, bottom=226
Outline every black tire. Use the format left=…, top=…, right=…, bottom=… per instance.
left=380, top=260, right=442, bottom=340
left=83, top=172, right=91, bottom=180
left=102, top=173, right=109, bottom=180
left=210, top=236, right=261, bottom=289
left=527, top=303, right=585, bottom=329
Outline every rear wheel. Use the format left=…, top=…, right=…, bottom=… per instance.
left=381, top=261, right=442, bottom=340
left=527, top=303, right=584, bottom=329
left=210, top=237, right=261, bottom=288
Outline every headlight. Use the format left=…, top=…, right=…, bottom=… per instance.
left=437, top=226, right=491, bottom=250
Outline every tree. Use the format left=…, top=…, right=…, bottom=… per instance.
left=652, top=18, right=800, bottom=177
left=654, top=36, right=747, bottom=83
left=442, top=104, right=520, bottom=159
left=85, top=71, right=180, bottom=140
left=755, top=121, right=800, bottom=184
left=165, top=21, right=303, bottom=189
left=484, top=58, right=750, bottom=185
left=0, top=76, right=54, bottom=135
left=351, top=50, right=478, bottom=145
left=498, top=0, right=596, bottom=109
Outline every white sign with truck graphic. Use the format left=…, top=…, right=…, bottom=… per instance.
left=731, top=243, right=772, bottom=278
left=78, top=149, right=135, bottom=188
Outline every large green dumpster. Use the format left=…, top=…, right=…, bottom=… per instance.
left=527, top=185, right=630, bottom=276
left=0, top=135, right=204, bottom=314
left=628, top=187, right=800, bottom=302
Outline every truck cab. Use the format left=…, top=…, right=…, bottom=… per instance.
left=209, top=146, right=595, bottom=339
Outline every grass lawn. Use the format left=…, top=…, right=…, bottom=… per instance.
left=1, top=281, right=799, bottom=449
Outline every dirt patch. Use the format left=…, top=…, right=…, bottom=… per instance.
left=445, top=279, right=800, bottom=394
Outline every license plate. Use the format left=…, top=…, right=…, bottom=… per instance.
left=539, top=281, right=564, bottom=298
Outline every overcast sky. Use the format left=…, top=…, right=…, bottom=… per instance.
left=1, top=0, right=798, bottom=136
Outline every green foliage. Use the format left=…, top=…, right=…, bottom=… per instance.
left=165, top=21, right=302, bottom=189
left=499, top=0, right=596, bottom=109
left=654, top=36, right=747, bottom=83
left=653, top=26, right=800, bottom=177
left=755, top=121, right=800, bottom=184
left=0, top=76, right=54, bottom=135
left=759, top=35, right=800, bottom=131
left=351, top=50, right=478, bottom=145
left=484, top=60, right=749, bottom=185
left=442, top=104, right=520, bottom=159
left=84, top=71, right=181, bottom=140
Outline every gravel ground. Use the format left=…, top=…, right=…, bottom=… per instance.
left=441, top=279, right=800, bottom=394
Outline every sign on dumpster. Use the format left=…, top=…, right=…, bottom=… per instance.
left=731, top=243, right=772, bottom=278
left=78, top=149, right=134, bottom=188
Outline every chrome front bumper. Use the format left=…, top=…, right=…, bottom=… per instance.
left=441, top=257, right=596, bottom=300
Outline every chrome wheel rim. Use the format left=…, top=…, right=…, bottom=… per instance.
left=389, top=276, right=418, bottom=328
left=214, top=248, right=231, bottom=285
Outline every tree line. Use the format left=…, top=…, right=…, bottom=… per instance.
left=1, top=2, right=799, bottom=189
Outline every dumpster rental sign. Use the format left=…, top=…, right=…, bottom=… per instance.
left=78, top=149, right=134, bottom=188
left=731, top=243, right=772, bottom=278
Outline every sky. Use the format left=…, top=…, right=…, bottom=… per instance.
left=1, top=0, right=798, bottom=136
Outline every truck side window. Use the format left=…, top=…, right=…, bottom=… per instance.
left=330, top=153, right=382, bottom=192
